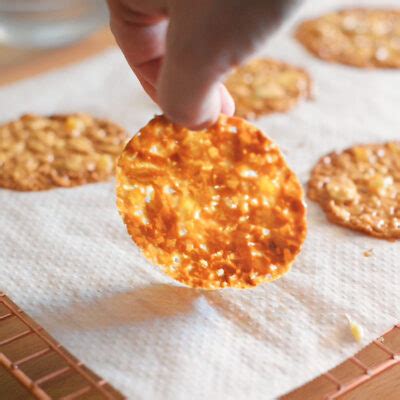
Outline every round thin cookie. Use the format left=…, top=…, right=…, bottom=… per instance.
left=225, top=58, right=312, bottom=119
left=117, top=115, right=307, bottom=289
left=296, top=9, right=400, bottom=68
left=0, top=113, right=127, bottom=191
left=309, top=142, right=400, bottom=239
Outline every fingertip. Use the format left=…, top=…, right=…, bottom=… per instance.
left=164, top=111, right=218, bottom=131
left=220, top=84, right=235, bottom=116
left=159, top=85, right=221, bottom=130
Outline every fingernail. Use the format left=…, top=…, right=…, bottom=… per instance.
left=220, top=84, right=235, bottom=116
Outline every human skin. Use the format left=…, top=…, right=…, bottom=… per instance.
left=107, top=0, right=302, bottom=129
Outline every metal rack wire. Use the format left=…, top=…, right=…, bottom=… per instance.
left=283, top=324, right=400, bottom=399
left=323, top=324, right=400, bottom=399
left=0, top=292, right=125, bottom=400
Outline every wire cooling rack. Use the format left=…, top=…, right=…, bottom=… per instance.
left=0, top=292, right=125, bottom=400
left=282, top=324, right=400, bottom=399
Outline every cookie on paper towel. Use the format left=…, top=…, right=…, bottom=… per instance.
left=225, top=58, right=312, bottom=119
left=116, top=115, right=307, bottom=289
left=308, top=142, right=400, bottom=240
left=296, top=8, right=400, bottom=68
left=0, top=113, right=127, bottom=191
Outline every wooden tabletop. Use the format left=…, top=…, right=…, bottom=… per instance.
left=0, top=28, right=115, bottom=87
left=1, top=28, right=400, bottom=400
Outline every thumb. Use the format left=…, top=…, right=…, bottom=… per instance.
left=158, top=0, right=301, bottom=129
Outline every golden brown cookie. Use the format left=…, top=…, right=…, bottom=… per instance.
left=0, top=113, right=127, bottom=191
left=296, top=9, right=400, bottom=68
left=308, top=142, right=400, bottom=239
left=117, top=115, right=307, bottom=289
left=225, top=58, right=312, bottom=119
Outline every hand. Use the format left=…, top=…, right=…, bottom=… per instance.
left=107, top=0, right=302, bottom=129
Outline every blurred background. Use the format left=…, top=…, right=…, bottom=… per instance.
left=0, top=0, right=112, bottom=85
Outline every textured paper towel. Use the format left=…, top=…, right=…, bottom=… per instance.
left=1, top=0, right=400, bottom=398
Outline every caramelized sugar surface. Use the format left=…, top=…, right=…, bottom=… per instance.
left=225, top=58, right=312, bottom=119
left=0, top=113, right=126, bottom=191
left=309, top=142, right=400, bottom=239
left=296, top=9, right=400, bottom=68
left=117, top=115, right=307, bottom=289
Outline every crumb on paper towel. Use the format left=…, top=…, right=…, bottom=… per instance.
left=363, top=249, right=374, bottom=257
left=346, top=314, right=364, bottom=343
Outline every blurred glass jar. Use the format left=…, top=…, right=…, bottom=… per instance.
left=0, top=0, right=108, bottom=48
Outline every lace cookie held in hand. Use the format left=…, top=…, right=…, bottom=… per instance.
left=0, top=114, right=127, bottom=191
left=116, top=115, right=307, bottom=289
left=296, top=9, right=400, bottom=68
left=308, top=142, right=400, bottom=239
left=225, top=58, right=312, bottom=119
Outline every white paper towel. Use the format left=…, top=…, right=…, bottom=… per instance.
left=1, top=0, right=400, bottom=398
